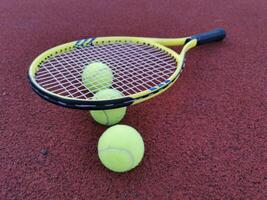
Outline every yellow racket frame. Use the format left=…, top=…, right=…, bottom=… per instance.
left=28, top=36, right=196, bottom=106
left=28, top=28, right=225, bottom=110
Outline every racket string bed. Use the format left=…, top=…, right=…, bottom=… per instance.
left=73, top=43, right=176, bottom=93
left=35, top=43, right=177, bottom=99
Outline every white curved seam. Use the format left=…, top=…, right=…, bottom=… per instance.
left=99, top=146, right=135, bottom=169
left=103, top=110, right=110, bottom=125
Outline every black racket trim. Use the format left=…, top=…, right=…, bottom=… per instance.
left=28, top=76, right=134, bottom=110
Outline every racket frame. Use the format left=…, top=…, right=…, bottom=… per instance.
left=28, top=36, right=197, bottom=110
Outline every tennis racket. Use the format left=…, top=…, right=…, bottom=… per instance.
left=28, top=28, right=226, bottom=110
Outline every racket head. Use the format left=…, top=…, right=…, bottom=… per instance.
left=28, top=36, right=190, bottom=110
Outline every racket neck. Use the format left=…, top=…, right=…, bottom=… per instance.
left=179, top=39, right=197, bottom=60
left=140, top=37, right=189, bottom=46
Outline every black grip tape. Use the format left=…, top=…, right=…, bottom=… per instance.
left=188, top=28, right=226, bottom=46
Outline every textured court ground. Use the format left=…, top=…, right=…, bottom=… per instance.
left=1, top=0, right=266, bottom=199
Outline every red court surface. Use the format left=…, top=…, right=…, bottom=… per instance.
left=1, top=1, right=266, bottom=199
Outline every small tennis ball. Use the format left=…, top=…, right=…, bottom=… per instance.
left=90, top=89, right=126, bottom=126
left=82, top=62, right=113, bottom=93
left=98, top=125, right=145, bottom=173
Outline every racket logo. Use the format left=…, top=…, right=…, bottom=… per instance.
left=75, top=38, right=96, bottom=47
left=148, top=80, right=171, bottom=91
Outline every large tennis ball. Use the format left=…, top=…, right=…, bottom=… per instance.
left=82, top=62, right=113, bottom=93
left=98, top=125, right=145, bottom=173
left=90, top=89, right=126, bottom=126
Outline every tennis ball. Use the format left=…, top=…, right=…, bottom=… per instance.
left=82, top=62, right=113, bottom=93
left=90, top=89, right=127, bottom=126
left=98, top=125, right=145, bottom=173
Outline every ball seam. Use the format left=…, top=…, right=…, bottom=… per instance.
left=103, top=110, right=110, bottom=125
left=99, top=146, right=135, bottom=171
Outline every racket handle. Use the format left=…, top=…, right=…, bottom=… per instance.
left=189, top=28, right=226, bottom=46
